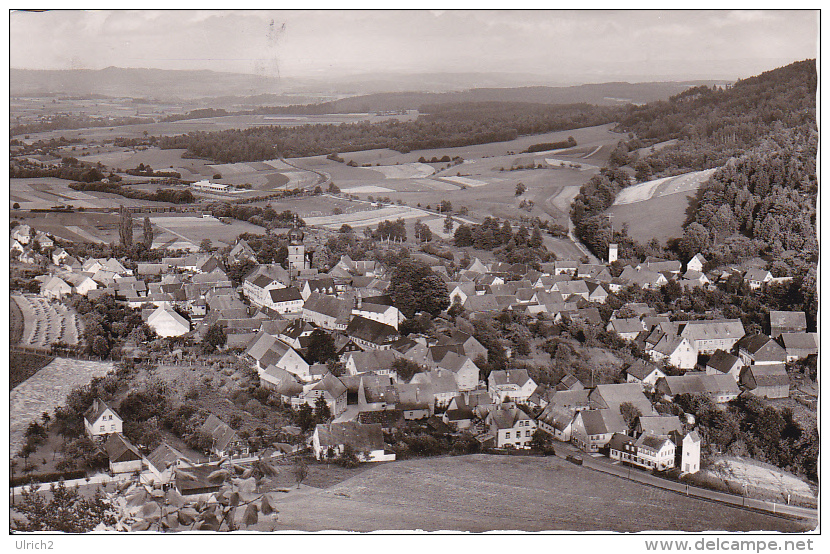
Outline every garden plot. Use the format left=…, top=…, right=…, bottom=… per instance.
left=11, top=294, right=83, bottom=348
left=371, top=163, right=435, bottom=179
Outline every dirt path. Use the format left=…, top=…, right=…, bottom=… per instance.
left=10, top=358, right=113, bottom=455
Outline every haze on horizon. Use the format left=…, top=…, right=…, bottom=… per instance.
left=10, top=9, right=818, bottom=84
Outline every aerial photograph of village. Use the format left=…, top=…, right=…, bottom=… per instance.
left=7, top=8, right=820, bottom=542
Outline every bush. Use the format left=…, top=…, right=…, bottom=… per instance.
left=10, top=470, right=86, bottom=487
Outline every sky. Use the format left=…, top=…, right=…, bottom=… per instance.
left=9, top=9, right=819, bottom=82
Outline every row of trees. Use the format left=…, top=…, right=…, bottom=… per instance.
left=69, top=181, right=195, bottom=204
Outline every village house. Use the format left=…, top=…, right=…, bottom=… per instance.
left=488, top=369, right=538, bottom=404
left=740, top=364, right=790, bottom=399
left=677, top=319, right=746, bottom=355
left=686, top=253, right=707, bottom=273
left=40, top=275, right=72, bottom=300
left=300, top=277, right=337, bottom=300
left=484, top=405, right=537, bottom=449
left=608, top=432, right=676, bottom=471
left=410, top=369, right=459, bottom=408
left=245, top=331, right=312, bottom=382
left=589, top=383, right=655, bottom=416
left=552, top=260, right=579, bottom=276
left=352, top=300, right=403, bottom=330
left=434, top=351, right=480, bottom=392
left=396, top=382, right=435, bottom=420
left=655, top=374, right=741, bottom=403
left=778, top=333, right=818, bottom=362
left=744, top=268, right=773, bottom=290
left=346, top=315, right=400, bottom=350
left=648, top=335, right=697, bottom=370
left=302, top=292, right=352, bottom=331
left=227, top=239, right=257, bottom=265
left=312, top=421, right=395, bottom=462
left=174, top=463, right=225, bottom=497
left=639, top=258, right=682, bottom=276
left=104, top=433, right=144, bottom=475
left=585, top=281, right=609, bottom=303
left=199, top=414, right=249, bottom=458
left=265, top=286, right=304, bottom=314
left=292, top=373, right=348, bottom=416
left=144, top=442, right=193, bottom=485
left=634, top=415, right=684, bottom=438
left=769, top=310, right=808, bottom=338
left=736, top=334, right=788, bottom=366
left=625, top=360, right=667, bottom=389
left=344, top=349, right=400, bottom=380
left=555, top=373, right=585, bottom=392
left=61, top=273, right=98, bottom=296
left=578, top=264, right=613, bottom=283
left=19, top=248, right=43, bottom=265
left=11, top=223, right=32, bottom=244
left=84, top=398, right=123, bottom=438
left=146, top=305, right=191, bottom=337
left=607, top=317, right=646, bottom=341
left=571, top=409, right=627, bottom=453
left=536, top=403, right=577, bottom=442
left=705, top=350, right=743, bottom=381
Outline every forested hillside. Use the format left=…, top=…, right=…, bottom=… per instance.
left=158, top=102, right=616, bottom=162
left=618, top=59, right=816, bottom=177
left=570, top=60, right=817, bottom=329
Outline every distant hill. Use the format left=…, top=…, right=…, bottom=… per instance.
left=10, top=67, right=722, bottom=107
left=10, top=67, right=287, bottom=99
left=302, top=81, right=723, bottom=112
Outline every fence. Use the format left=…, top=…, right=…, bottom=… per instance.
left=573, top=453, right=817, bottom=521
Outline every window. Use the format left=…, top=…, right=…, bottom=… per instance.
left=111, top=425, right=116, bottom=431
left=99, top=425, right=105, bottom=432
left=526, top=430, right=532, bottom=437
left=505, top=432, right=511, bottom=439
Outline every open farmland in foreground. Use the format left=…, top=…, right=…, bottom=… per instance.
left=265, top=454, right=807, bottom=532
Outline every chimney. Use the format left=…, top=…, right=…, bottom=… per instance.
left=608, top=243, right=618, bottom=264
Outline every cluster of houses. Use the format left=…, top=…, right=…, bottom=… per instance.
left=18, top=224, right=817, bottom=487
left=10, top=223, right=55, bottom=264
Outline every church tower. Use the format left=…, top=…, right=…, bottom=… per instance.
left=287, top=214, right=309, bottom=275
